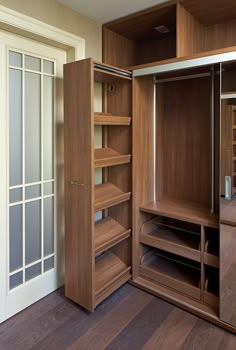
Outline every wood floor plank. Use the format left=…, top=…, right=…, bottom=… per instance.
left=142, top=308, right=198, bottom=350
left=180, top=318, right=226, bottom=350
left=30, top=284, right=134, bottom=350
left=217, top=331, right=236, bottom=350
left=67, top=288, right=154, bottom=350
left=105, top=298, right=173, bottom=350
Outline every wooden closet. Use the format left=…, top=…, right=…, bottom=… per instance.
left=64, top=0, right=236, bottom=333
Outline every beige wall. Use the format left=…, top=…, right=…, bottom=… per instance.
left=0, top=0, right=102, bottom=60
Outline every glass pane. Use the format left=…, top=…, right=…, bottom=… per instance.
left=43, top=60, right=54, bottom=74
left=25, top=200, right=41, bottom=265
left=9, top=188, right=22, bottom=204
left=9, top=69, right=22, bottom=187
left=44, top=197, right=54, bottom=257
left=25, top=72, right=41, bottom=183
left=9, top=51, right=22, bottom=68
left=9, top=205, right=23, bottom=272
left=44, top=182, right=54, bottom=196
left=43, top=75, right=54, bottom=180
left=25, top=55, right=41, bottom=72
left=10, top=271, right=23, bottom=290
left=44, top=256, right=54, bottom=272
left=25, top=184, right=41, bottom=200
left=25, top=262, right=41, bottom=282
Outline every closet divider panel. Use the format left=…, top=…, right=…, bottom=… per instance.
left=64, top=59, right=95, bottom=311
left=132, top=75, right=155, bottom=279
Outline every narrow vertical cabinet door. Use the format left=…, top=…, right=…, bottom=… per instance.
left=64, top=59, right=95, bottom=311
left=220, top=223, right=236, bottom=326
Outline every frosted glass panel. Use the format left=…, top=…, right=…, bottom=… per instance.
left=25, top=185, right=41, bottom=200
left=25, top=263, right=41, bottom=282
left=43, top=60, right=54, bottom=74
left=44, top=256, right=54, bottom=272
left=25, top=72, right=41, bottom=183
left=9, top=188, right=22, bottom=203
left=10, top=272, right=23, bottom=290
left=9, top=69, right=22, bottom=187
left=44, top=197, right=54, bottom=257
left=9, top=51, right=22, bottom=68
left=25, top=200, right=41, bottom=264
left=44, top=182, right=54, bottom=195
left=25, top=55, right=41, bottom=72
left=43, top=76, right=54, bottom=180
left=9, top=205, right=23, bottom=272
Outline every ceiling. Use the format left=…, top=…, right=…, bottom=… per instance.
left=57, top=0, right=171, bottom=23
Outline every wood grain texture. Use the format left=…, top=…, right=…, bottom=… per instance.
left=102, top=27, right=136, bottom=68
left=182, top=0, right=236, bottom=26
left=94, top=182, right=131, bottom=211
left=220, top=224, right=236, bottom=327
left=1, top=284, right=236, bottom=349
left=94, top=113, right=131, bottom=126
left=140, top=199, right=218, bottom=228
left=64, top=58, right=94, bottom=311
left=94, top=147, right=131, bottom=168
left=95, top=216, right=131, bottom=255
left=159, top=77, right=211, bottom=205
left=177, top=3, right=205, bottom=57
left=221, top=196, right=236, bottom=226
left=205, top=20, right=236, bottom=52
left=132, top=76, right=155, bottom=279
left=104, top=2, right=176, bottom=41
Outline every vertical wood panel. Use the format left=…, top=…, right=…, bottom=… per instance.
left=177, top=3, right=205, bottom=57
left=64, top=59, right=94, bottom=311
left=132, top=76, right=154, bottom=278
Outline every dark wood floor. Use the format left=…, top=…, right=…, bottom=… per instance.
left=0, top=284, right=236, bottom=350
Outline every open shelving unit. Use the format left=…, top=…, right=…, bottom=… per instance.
left=64, top=58, right=132, bottom=311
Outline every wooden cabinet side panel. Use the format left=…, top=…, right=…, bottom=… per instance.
left=132, top=76, right=155, bottom=279
left=102, top=27, right=136, bottom=68
left=176, top=3, right=205, bottom=57
left=221, top=105, right=232, bottom=196
left=64, top=59, right=94, bottom=311
left=220, top=224, right=236, bottom=327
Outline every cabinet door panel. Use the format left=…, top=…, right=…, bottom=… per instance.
left=220, top=223, right=236, bottom=326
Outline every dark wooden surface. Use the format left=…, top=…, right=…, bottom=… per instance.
left=1, top=284, right=236, bottom=350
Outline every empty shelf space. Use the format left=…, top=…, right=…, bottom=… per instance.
left=139, top=249, right=201, bottom=300
left=94, top=113, right=131, bottom=126
left=140, top=217, right=200, bottom=262
left=94, top=147, right=131, bottom=168
left=95, top=216, right=131, bottom=255
left=204, top=227, right=219, bottom=268
left=95, top=183, right=131, bottom=211
left=95, top=251, right=131, bottom=305
left=221, top=92, right=236, bottom=99
left=139, top=199, right=218, bottom=228
left=204, top=269, right=219, bottom=308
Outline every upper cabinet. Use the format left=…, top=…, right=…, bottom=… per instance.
left=103, top=1, right=177, bottom=68
left=103, top=0, right=236, bottom=69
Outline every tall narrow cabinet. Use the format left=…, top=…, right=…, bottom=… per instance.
left=64, top=59, right=132, bottom=311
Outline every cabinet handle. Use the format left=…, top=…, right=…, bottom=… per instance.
left=70, top=181, right=84, bottom=187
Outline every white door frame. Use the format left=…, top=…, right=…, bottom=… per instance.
left=0, top=5, right=85, bottom=323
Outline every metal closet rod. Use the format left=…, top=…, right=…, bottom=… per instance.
left=154, top=72, right=211, bottom=84
left=93, top=63, right=132, bottom=78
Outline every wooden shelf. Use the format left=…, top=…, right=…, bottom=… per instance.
left=94, top=112, right=131, bottom=126
left=95, top=251, right=131, bottom=305
left=140, top=222, right=200, bottom=262
left=94, top=147, right=131, bottom=168
left=204, top=238, right=219, bottom=268
left=139, top=199, right=218, bottom=228
left=233, top=125, right=236, bottom=129
left=95, top=216, right=131, bottom=255
left=139, top=250, right=201, bottom=300
left=95, top=183, right=131, bottom=211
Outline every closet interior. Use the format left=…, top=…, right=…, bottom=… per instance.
left=64, top=0, right=236, bottom=333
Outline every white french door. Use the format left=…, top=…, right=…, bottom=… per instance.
left=0, top=31, right=66, bottom=322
